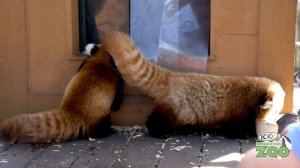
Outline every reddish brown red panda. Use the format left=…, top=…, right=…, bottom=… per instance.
left=103, top=32, right=285, bottom=138
left=0, top=45, right=123, bottom=143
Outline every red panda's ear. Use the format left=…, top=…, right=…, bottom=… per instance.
left=90, top=45, right=99, bottom=55
left=259, top=92, right=274, bottom=110
left=260, top=100, right=273, bottom=110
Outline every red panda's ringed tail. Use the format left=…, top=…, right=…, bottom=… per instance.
left=103, top=32, right=171, bottom=99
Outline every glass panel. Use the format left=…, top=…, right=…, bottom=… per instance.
left=157, top=0, right=210, bottom=72
left=79, top=0, right=210, bottom=72
left=130, top=0, right=210, bottom=72
left=130, top=0, right=165, bottom=62
left=78, top=0, right=129, bottom=52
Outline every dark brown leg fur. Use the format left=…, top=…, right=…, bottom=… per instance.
left=146, top=103, right=177, bottom=138
left=87, top=115, right=114, bottom=139
left=219, top=118, right=256, bottom=139
left=110, top=78, right=124, bottom=111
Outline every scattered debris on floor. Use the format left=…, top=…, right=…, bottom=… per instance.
left=0, top=128, right=255, bottom=168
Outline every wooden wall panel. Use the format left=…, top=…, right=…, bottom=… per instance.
left=27, top=0, right=81, bottom=94
left=258, top=0, right=296, bottom=113
left=111, top=95, right=154, bottom=126
left=208, top=35, right=258, bottom=76
left=0, top=0, right=28, bottom=119
left=208, top=0, right=260, bottom=76
left=28, top=95, right=62, bottom=113
left=215, top=0, right=260, bottom=35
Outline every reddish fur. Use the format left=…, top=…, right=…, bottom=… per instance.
left=103, top=32, right=286, bottom=137
left=0, top=46, right=122, bottom=143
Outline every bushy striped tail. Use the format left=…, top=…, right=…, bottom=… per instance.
left=0, top=110, right=89, bottom=143
left=103, top=32, right=170, bottom=99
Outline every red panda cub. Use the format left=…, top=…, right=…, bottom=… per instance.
left=103, top=32, right=285, bottom=138
left=0, top=45, right=123, bottom=143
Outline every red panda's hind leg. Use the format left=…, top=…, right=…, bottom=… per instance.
left=82, top=115, right=114, bottom=139
left=146, top=103, right=177, bottom=138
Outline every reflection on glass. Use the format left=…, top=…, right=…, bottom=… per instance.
left=158, top=0, right=210, bottom=72
left=78, top=0, right=129, bottom=52
left=79, top=0, right=210, bottom=72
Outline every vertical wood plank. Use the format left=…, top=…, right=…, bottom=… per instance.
left=209, top=0, right=217, bottom=60
left=258, top=0, right=297, bottom=113
left=0, top=0, right=28, bottom=120
left=26, top=0, right=80, bottom=94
